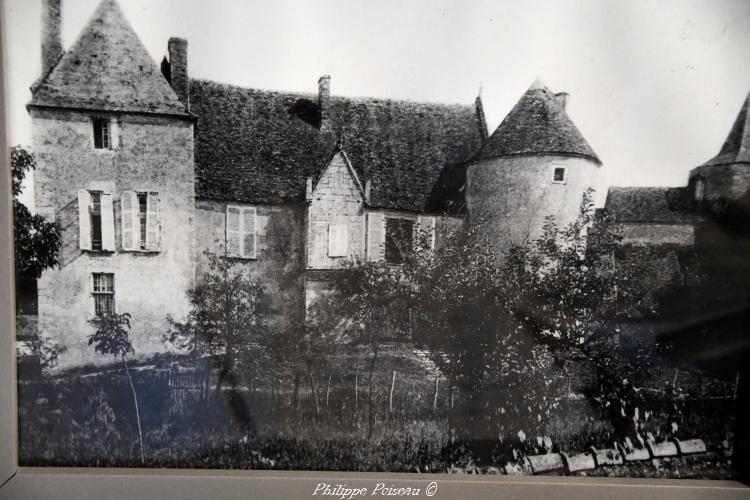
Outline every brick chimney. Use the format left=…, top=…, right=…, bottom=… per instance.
left=41, top=0, right=63, bottom=77
left=554, top=92, right=569, bottom=110
left=167, top=37, right=189, bottom=111
left=318, top=75, right=331, bottom=132
left=475, top=94, right=489, bottom=142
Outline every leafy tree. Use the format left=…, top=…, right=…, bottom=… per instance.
left=308, top=259, right=409, bottom=438
left=401, top=189, right=661, bottom=457
left=165, top=251, right=271, bottom=430
left=10, top=146, right=60, bottom=279
left=88, top=312, right=144, bottom=464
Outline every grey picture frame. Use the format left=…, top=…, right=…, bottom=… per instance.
left=0, top=2, right=749, bottom=499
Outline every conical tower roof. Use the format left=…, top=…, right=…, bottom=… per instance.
left=30, top=0, right=188, bottom=117
left=474, top=80, right=600, bottom=164
left=702, top=91, right=750, bottom=167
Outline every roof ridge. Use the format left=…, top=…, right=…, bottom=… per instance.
left=191, top=78, right=475, bottom=109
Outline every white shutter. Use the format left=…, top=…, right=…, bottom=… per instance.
left=145, top=192, right=160, bottom=251
left=328, top=224, right=348, bottom=257
left=77, top=190, right=92, bottom=250
left=417, top=216, right=436, bottom=251
left=100, top=192, right=115, bottom=251
left=120, top=191, right=138, bottom=251
left=366, top=212, right=385, bottom=261
left=241, top=206, right=257, bottom=259
left=226, top=206, right=241, bottom=256
left=110, top=118, right=120, bottom=150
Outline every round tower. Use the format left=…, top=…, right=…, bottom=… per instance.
left=687, top=90, right=750, bottom=210
left=465, top=79, right=602, bottom=255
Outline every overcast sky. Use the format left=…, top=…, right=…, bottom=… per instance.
left=3, top=0, right=750, bottom=207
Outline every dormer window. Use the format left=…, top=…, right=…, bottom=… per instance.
left=93, top=118, right=110, bottom=149
left=552, top=166, right=566, bottom=183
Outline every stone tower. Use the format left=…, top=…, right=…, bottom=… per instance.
left=688, top=90, right=750, bottom=209
left=465, top=79, right=602, bottom=254
left=29, top=0, right=196, bottom=369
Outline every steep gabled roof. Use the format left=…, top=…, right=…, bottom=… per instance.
left=475, top=79, right=601, bottom=164
left=604, top=186, right=704, bottom=224
left=702, top=91, right=750, bottom=167
left=29, top=0, right=188, bottom=117
left=190, top=79, right=483, bottom=213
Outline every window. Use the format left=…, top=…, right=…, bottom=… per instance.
left=385, top=218, right=414, bottom=264
left=78, top=189, right=115, bottom=251
left=92, top=273, right=115, bottom=316
left=328, top=224, right=348, bottom=257
left=694, top=178, right=706, bottom=201
left=121, top=191, right=160, bottom=252
left=92, top=117, right=120, bottom=150
left=90, top=191, right=103, bottom=250
left=137, top=193, right=148, bottom=250
left=552, top=166, right=566, bottom=183
left=226, top=205, right=257, bottom=258
left=93, top=118, right=110, bottom=149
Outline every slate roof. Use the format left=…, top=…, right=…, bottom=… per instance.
left=604, top=187, right=704, bottom=224
left=190, top=79, right=484, bottom=212
left=29, top=0, right=188, bottom=117
left=475, top=80, right=601, bottom=164
left=702, top=91, right=750, bottom=167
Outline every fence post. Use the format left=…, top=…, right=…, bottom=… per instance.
left=433, top=377, right=439, bottom=413
left=389, top=370, right=397, bottom=415
left=354, top=368, right=359, bottom=418
left=326, top=373, right=332, bottom=410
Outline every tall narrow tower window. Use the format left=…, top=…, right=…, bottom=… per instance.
left=93, top=118, right=110, bottom=149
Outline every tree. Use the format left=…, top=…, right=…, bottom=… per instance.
left=402, top=189, right=662, bottom=458
left=308, top=259, right=410, bottom=438
left=88, top=312, right=144, bottom=464
left=10, top=146, right=60, bottom=280
left=165, top=250, right=271, bottom=430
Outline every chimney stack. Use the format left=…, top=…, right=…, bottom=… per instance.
left=318, top=75, right=331, bottom=132
left=41, top=0, right=63, bottom=77
left=168, top=37, right=189, bottom=111
left=475, top=94, right=489, bottom=142
left=554, top=92, right=569, bottom=110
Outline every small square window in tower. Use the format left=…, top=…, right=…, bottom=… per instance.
left=385, top=218, right=414, bottom=264
left=93, top=118, right=110, bottom=149
left=92, top=273, right=115, bottom=316
left=552, top=166, right=566, bottom=183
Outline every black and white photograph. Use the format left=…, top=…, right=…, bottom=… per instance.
left=3, top=0, right=750, bottom=481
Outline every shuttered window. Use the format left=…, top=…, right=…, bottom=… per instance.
left=226, top=205, right=257, bottom=259
left=121, top=191, right=160, bottom=252
left=78, top=189, right=114, bottom=252
left=328, top=224, right=348, bottom=257
left=385, top=218, right=414, bottom=264
left=416, top=216, right=436, bottom=251
left=366, top=212, right=385, bottom=261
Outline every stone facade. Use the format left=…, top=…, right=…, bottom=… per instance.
left=32, top=108, right=195, bottom=369
left=466, top=155, right=602, bottom=254
left=194, top=199, right=306, bottom=332
left=306, top=152, right=366, bottom=269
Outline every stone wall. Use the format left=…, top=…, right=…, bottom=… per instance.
left=32, top=108, right=195, bottom=370
left=306, top=152, right=366, bottom=268
left=466, top=155, right=602, bottom=255
left=194, top=200, right=306, bottom=333
left=621, top=223, right=695, bottom=246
